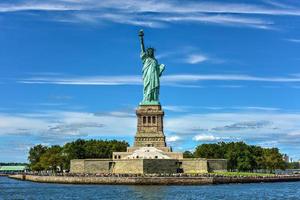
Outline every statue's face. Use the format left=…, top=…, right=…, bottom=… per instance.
left=147, top=48, right=154, bottom=58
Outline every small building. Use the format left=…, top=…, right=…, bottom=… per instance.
left=283, top=154, right=289, bottom=163
left=0, top=166, right=28, bottom=174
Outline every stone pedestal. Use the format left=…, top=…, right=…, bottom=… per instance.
left=112, top=104, right=183, bottom=160
left=134, top=105, right=167, bottom=148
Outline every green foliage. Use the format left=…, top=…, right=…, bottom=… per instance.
left=28, top=144, right=48, bottom=171
left=39, top=145, right=64, bottom=172
left=286, top=162, right=300, bottom=169
left=194, top=143, right=225, bottom=158
left=0, top=163, right=28, bottom=166
left=62, top=139, right=129, bottom=169
left=194, top=142, right=286, bottom=172
left=28, top=139, right=129, bottom=172
left=183, top=151, right=194, bottom=158
left=263, top=148, right=286, bottom=172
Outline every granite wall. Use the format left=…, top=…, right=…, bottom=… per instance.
left=207, top=159, right=228, bottom=172
left=143, top=159, right=178, bottom=174
left=70, top=159, right=112, bottom=174
left=113, top=160, right=144, bottom=174
left=70, top=160, right=85, bottom=173
left=84, top=159, right=112, bottom=173
left=70, top=158, right=228, bottom=174
left=181, top=159, right=208, bottom=173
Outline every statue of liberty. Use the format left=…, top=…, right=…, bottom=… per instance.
left=138, top=30, right=165, bottom=105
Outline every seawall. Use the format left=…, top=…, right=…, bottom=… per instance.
left=8, top=175, right=213, bottom=185
left=0, top=174, right=8, bottom=176
left=8, top=174, right=300, bottom=185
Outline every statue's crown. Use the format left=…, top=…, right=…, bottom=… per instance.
left=146, top=47, right=155, bottom=51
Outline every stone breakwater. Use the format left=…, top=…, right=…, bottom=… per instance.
left=8, top=174, right=300, bottom=185
left=0, top=174, right=8, bottom=176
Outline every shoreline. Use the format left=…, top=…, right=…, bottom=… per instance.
left=0, top=174, right=8, bottom=177
left=8, top=174, right=300, bottom=185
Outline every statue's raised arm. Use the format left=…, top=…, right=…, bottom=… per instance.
left=138, top=29, right=145, bottom=53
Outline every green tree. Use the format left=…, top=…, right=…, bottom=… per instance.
left=183, top=151, right=194, bottom=158
left=193, top=142, right=286, bottom=172
left=28, top=144, right=48, bottom=171
left=286, top=162, right=300, bottom=169
left=249, top=145, right=265, bottom=170
left=263, top=148, right=286, bottom=172
left=28, top=139, right=129, bottom=172
left=194, top=143, right=224, bottom=159
left=62, top=139, right=86, bottom=169
left=228, top=142, right=253, bottom=171
left=62, top=139, right=128, bottom=170
left=39, top=145, right=64, bottom=173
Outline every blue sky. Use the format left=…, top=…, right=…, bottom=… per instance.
left=1, top=0, right=300, bottom=162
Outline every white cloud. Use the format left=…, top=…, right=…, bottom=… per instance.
left=0, top=110, right=136, bottom=141
left=193, top=134, right=221, bottom=141
left=166, top=135, right=181, bottom=142
left=233, top=106, right=280, bottom=111
left=2, top=0, right=300, bottom=16
left=163, top=105, right=189, bottom=112
left=164, top=112, right=300, bottom=142
left=157, top=48, right=214, bottom=64
left=287, top=131, right=300, bottom=136
left=156, top=14, right=273, bottom=29
left=0, top=114, right=49, bottom=132
left=19, top=75, right=141, bottom=85
left=257, top=140, right=279, bottom=148
left=212, top=120, right=273, bottom=131
left=18, top=73, right=300, bottom=87
left=1, top=0, right=300, bottom=29
left=286, top=39, right=300, bottom=43
left=0, top=2, right=82, bottom=12
left=163, top=74, right=300, bottom=83
left=186, top=54, right=207, bottom=64
left=264, top=0, right=295, bottom=9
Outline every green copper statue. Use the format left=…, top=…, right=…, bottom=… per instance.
left=138, top=29, right=165, bottom=105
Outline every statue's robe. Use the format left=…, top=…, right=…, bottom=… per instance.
left=141, top=52, right=165, bottom=102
